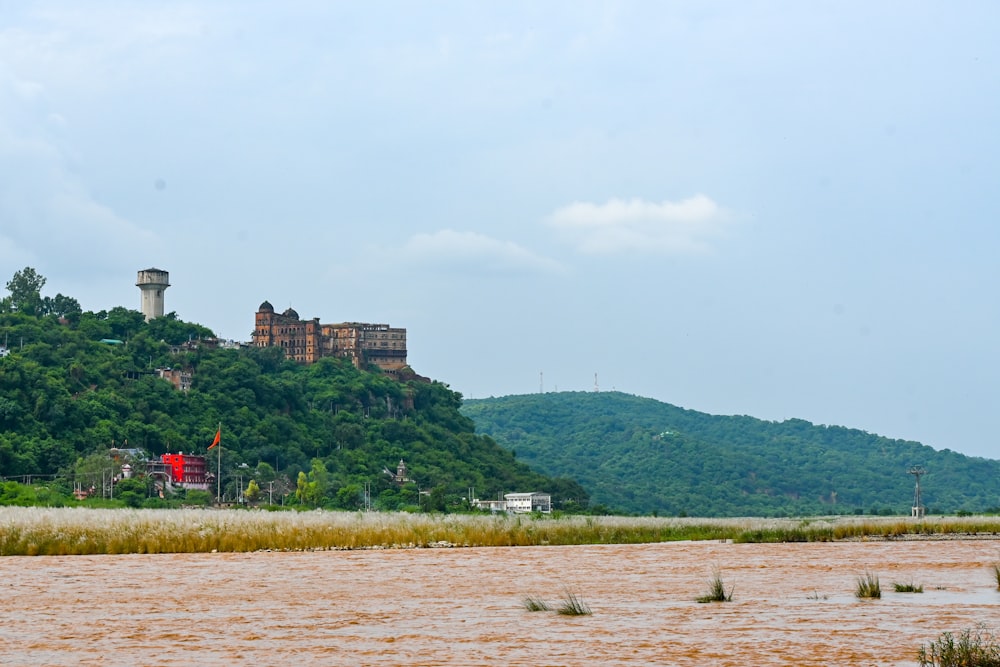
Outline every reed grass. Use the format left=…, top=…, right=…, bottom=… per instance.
left=893, top=580, right=923, bottom=593
left=522, top=596, right=550, bottom=612
left=556, top=591, right=591, bottom=616
left=2, top=508, right=1000, bottom=556
left=917, top=625, right=1000, bottom=667
left=993, top=562, right=1000, bottom=590
left=696, top=567, right=733, bottom=603
left=855, top=570, right=881, bottom=599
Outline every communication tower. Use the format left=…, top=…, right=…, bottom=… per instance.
left=908, top=466, right=926, bottom=518
left=136, top=268, right=170, bottom=321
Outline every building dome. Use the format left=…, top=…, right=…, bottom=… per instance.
left=258, top=300, right=274, bottom=313
left=282, top=307, right=299, bottom=319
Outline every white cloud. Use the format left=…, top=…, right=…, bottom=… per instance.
left=382, top=229, right=565, bottom=275
left=546, top=194, right=731, bottom=255
left=0, top=76, right=159, bottom=276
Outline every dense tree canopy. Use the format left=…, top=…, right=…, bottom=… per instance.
left=4, top=267, right=46, bottom=316
left=0, top=269, right=586, bottom=511
left=1, top=266, right=82, bottom=323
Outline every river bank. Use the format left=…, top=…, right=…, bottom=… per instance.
left=3, top=507, right=1000, bottom=556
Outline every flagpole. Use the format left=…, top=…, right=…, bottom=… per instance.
left=216, top=422, right=222, bottom=505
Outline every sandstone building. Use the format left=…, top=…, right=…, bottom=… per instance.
left=252, top=301, right=407, bottom=373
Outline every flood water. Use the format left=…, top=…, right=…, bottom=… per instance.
left=0, top=539, right=997, bottom=666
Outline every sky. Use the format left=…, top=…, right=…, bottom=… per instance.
left=2, top=2, right=999, bottom=460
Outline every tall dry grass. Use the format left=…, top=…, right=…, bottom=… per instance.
left=1, top=508, right=999, bottom=556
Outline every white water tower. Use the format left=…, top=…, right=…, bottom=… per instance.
left=136, top=268, right=170, bottom=321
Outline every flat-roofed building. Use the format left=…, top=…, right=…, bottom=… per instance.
left=503, top=492, right=552, bottom=514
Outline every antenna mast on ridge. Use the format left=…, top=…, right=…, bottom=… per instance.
left=593, top=372, right=599, bottom=392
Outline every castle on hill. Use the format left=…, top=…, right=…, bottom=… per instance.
left=251, top=301, right=407, bottom=373
left=134, top=269, right=407, bottom=374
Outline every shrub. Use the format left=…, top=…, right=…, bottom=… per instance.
left=522, top=596, right=550, bottom=612
left=556, top=591, right=591, bottom=616
left=696, top=567, right=733, bottom=603
left=917, top=625, right=1000, bottom=666
left=117, top=491, right=143, bottom=508
left=185, top=490, right=212, bottom=507
left=855, top=570, right=881, bottom=599
left=893, top=580, right=923, bottom=593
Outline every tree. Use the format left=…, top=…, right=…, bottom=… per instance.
left=245, top=479, right=261, bottom=504
left=295, top=459, right=329, bottom=507
left=253, top=462, right=276, bottom=486
left=104, top=307, right=146, bottom=340
left=72, top=451, right=118, bottom=499
left=43, top=294, right=82, bottom=323
left=6, top=267, right=46, bottom=316
left=295, top=471, right=309, bottom=505
left=335, top=483, right=362, bottom=509
left=306, top=459, right=329, bottom=506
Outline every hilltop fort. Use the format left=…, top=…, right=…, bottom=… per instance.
left=251, top=301, right=407, bottom=374
left=133, top=268, right=408, bottom=375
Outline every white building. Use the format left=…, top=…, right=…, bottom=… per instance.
left=503, top=492, right=552, bottom=514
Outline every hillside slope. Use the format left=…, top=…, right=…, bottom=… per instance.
left=0, top=307, right=587, bottom=510
left=461, top=391, right=1000, bottom=516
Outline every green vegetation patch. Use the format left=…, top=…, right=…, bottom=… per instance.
left=892, top=580, right=923, bottom=593
left=696, top=567, right=733, bottom=603
left=556, top=591, right=592, bottom=616
left=918, top=625, right=1000, bottom=667
left=855, top=570, right=881, bottom=599
left=462, top=392, right=1000, bottom=516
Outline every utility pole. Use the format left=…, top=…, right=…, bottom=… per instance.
left=908, top=466, right=926, bottom=518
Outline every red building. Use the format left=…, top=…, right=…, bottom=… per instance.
left=160, top=453, right=210, bottom=490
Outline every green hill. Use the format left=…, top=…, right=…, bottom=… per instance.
left=0, top=271, right=587, bottom=511
left=461, top=391, right=1000, bottom=516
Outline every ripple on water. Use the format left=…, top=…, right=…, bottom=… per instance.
left=1, top=540, right=997, bottom=666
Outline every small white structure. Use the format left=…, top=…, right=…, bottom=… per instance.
left=472, top=499, right=508, bottom=513
left=504, top=492, right=552, bottom=514
left=136, top=268, right=170, bottom=321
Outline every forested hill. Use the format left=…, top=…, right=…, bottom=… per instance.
left=461, top=392, right=1000, bottom=517
left=0, top=304, right=588, bottom=511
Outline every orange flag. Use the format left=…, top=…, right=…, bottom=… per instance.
left=208, top=428, right=221, bottom=450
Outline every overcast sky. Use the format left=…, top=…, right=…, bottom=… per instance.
left=2, top=2, right=999, bottom=460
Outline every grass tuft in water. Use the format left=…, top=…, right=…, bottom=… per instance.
left=993, top=562, right=1000, bottom=590
left=696, top=567, right=733, bottom=603
left=855, top=570, right=881, bottom=599
left=556, top=591, right=592, bottom=616
left=522, top=595, right=551, bottom=612
left=893, top=580, right=923, bottom=593
left=917, top=624, right=1000, bottom=667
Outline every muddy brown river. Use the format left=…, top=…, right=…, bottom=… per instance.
left=0, top=540, right=997, bottom=666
